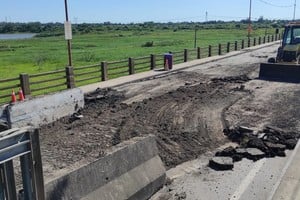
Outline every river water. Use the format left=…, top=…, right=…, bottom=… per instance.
left=0, top=33, right=36, bottom=40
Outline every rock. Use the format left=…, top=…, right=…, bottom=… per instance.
left=245, top=148, right=265, bottom=161
left=235, top=148, right=247, bottom=155
left=284, top=139, right=298, bottom=149
left=238, top=126, right=254, bottom=134
left=276, top=150, right=286, bottom=157
left=263, top=134, right=280, bottom=143
left=215, top=146, right=236, bottom=157
left=264, top=142, right=286, bottom=151
left=174, top=192, right=187, bottom=200
left=209, top=157, right=234, bottom=171
left=247, top=138, right=267, bottom=152
left=232, top=154, right=244, bottom=162
left=264, top=125, right=285, bottom=135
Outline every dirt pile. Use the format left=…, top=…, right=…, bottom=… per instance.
left=40, top=73, right=251, bottom=176
left=210, top=125, right=300, bottom=170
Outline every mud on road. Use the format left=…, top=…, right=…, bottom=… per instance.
left=40, top=71, right=252, bottom=180
left=40, top=44, right=300, bottom=184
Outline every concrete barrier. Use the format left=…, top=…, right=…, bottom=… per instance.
left=45, top=135, right=166, bottom=200
left=5, top=88, right=84, bottom=128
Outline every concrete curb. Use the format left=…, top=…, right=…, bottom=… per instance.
left=6, top=88, right=84, bottom=128
left=45, top=135, right=166, bottom=200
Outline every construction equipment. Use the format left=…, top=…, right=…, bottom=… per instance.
left=259, top=22, right=300, bottom=82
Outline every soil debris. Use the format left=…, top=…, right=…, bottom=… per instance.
left=40, top=74, right=251, bottom=177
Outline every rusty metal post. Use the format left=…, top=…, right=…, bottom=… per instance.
left=101, top=62, right=108, bottom=81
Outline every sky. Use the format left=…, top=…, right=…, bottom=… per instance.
left=0, top=0, right=298, bottom=23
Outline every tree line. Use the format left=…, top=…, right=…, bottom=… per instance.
left=0, top=19, right=287, bottom=36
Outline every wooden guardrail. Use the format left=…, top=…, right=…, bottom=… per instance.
left=0, top=34, right=281, bottom=105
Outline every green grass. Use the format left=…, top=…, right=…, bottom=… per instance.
left=0, top=28, right=275, bottom=79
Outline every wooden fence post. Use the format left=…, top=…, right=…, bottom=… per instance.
left=235, top=41, right=238, bottom=51
left=19, top=73, right=31, bottom=97
left=129, top=57, right=135, bottom=75
left=197, top=47, right=201, bottom=59
left=65, top=66, right=75, bottom=89
left=208, top=45, right=212, bottom=57
left=263, top=36, right=266, bottom=44
left=248, top=38, right=251, bottom=47
left=271, top=35, right=274, bottom=42
left=253, top=38, right=256, bottom=46
left=184, top=49, right=188, bottom=62
left=101, top=61, right=108, bottom=81
left=267, top=35, right=270, bottom=43
left=227, top=42, right=230, bottom=53
left=150, top=54, right=156, bottom=70
left=258, top=37, right=261, bottom=45
left=275, top=34, right=278, bottom=41
left=218, top=44, right=222, bottom=55
left=241, top=40, right=244, bottom=49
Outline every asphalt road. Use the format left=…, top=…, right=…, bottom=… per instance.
left=149, top=43, right=300, bottom=200
left=80, top=41, right=300, bottom=200
left=154, top=142, right=299, bottom=200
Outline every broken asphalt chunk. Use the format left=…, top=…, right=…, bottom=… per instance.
left=209, top=157, right=234, bottom=171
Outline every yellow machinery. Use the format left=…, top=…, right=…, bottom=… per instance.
left=259, top=22, right=300, bottom=82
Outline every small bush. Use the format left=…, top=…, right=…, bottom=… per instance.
left=141, top=41, right=154, bottom=47
left=80, top=51, right=97, bottom=62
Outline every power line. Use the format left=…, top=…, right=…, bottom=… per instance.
left=257, top=0, right=293, bottom=8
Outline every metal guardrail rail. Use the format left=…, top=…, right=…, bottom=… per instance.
left=0, top=127, right=44, bottom=200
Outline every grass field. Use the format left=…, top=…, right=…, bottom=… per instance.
left=0, top=28, right=275, bottom=79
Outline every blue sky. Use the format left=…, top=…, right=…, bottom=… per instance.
left=0, top=0, right=297, bottom=23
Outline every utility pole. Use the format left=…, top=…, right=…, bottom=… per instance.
left=206, top=11, right=208, bottom=22
left=64, top=0, right=72, bottom=67
left=248, top=0, right=252, bottom=38
left=293, top=0, right=297, bottom=21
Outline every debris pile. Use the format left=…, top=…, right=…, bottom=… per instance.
left=209, top=125, right=300, bottom=170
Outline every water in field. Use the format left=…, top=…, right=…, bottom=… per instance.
left=0, top=33, right=36, bottom=40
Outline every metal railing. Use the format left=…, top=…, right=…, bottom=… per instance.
left=0, top=127, right=44, bottom=200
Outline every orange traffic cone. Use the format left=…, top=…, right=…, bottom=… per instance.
left=18, top=88, right=25, bottom=101
left=11, top=89, right=16, bottom=103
